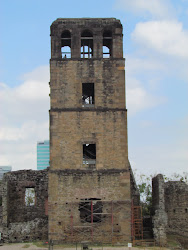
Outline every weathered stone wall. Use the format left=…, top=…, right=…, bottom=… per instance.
left=165, top=181, right=188, bottom=237
left=48, top=169, right=131, bottom=243
left=1, top=169, right=48, bottom=242
left=50, top=60, right=126, bottom=110
left=152, top=174, right=168, bottom=246
left=152, top=174, right=188, bottom=244
left=50, top=110, right=128, bottom=170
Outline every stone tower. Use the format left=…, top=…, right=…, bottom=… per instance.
left=49, top=18, right=132, bottom=244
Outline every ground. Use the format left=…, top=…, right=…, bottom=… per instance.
left=0, top=243, right=171, bottom=250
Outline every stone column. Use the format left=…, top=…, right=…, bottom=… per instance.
left=152, top=174, right=168, bottom=246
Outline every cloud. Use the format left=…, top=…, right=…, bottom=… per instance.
left=125, top=55, right=166, bottom=78
left=132, top=20, right=188, bottom=58
left=126, top=77, right=166, bottom=115
left=115, top=0, right=175, bottom=19
left=0, top=65, right=50, bottom=170
left=21, top=65, right=49, bottom=82
left=125, top=55, right=167, bottom=115
left=0, top=66, right=49, bottom=125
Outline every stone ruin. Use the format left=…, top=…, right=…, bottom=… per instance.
left=0, top=17, right=187, bottom=245
left=0, top=169, right=48, bottom=242
left=152, top=174, right=188, bottom=245
left=0, top=170, right=187, bottom=244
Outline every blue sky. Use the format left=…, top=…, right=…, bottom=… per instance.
left=0, top=0, right=188, bottom=178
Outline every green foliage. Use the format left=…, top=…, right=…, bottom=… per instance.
left=25, top=188, right=35, bottom=206
left=136, top=173, right=153, bottom=216
left=164, top=172, right=188, bottom=184
left=134, top=171, right=188, bottom=217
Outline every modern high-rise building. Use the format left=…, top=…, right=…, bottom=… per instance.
left=37, top=140, right=50, bottom=170
left=0, top=166, right=12, bottom=179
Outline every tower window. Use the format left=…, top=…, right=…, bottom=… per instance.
left=81, top=30, right=93, bottom=58
left=83, top=144, right=96, bottom=168
left=103, top=30, right=112, bottom=58
left=82, top=83, right=94, bottom=107
left=61, top=30, right=71, bottom=58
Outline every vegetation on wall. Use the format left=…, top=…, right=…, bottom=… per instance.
left=135, top=171, right=188, bottom=217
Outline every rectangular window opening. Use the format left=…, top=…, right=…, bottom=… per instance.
left=82, top=83, right=94, bottom=107
left=83, top=144, right=96, bottom=168
left=79, top=198, right=102, bottom=223
left=25, top=188, right=35, bottom=206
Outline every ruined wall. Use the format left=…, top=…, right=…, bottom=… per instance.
left=152, top=174, right=168, bottom=246
left=1, top=169, right=48, bottom=242
left=152, top=174, right=188, bottom=244
left=48, top=169, right=131, bottom=243
left=165, top=181, right=188, bottom=237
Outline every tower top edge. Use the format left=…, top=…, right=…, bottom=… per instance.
left=51, top=18, right=122, bottom=27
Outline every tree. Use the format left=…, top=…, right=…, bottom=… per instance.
left=136, top=174, right=153, bottom=216
left=134, top=171, right=188, bottom=217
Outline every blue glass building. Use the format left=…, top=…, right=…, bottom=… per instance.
left=37, top=140, right=50, bottom=170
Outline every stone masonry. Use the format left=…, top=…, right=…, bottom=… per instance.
left=165, top=181, right=188, bottom=237
left=152, top=174, right=188, bottom=245
left=48, top=18, right=132, bottom=244
left=1, top=169, right=48, bottom=242
left=152, top=174, right=168, bottom=246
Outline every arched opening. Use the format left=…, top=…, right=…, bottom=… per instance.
left=61, top=30, right=71, bottom=58
left=81, top=30, right=93, bottom=58
left=103, top=30, right=112, bottom=58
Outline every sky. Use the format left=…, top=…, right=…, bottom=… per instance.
left=0, top=0, right=188, bottom=178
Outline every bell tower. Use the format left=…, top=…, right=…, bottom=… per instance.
left=49, top=18, right=132, bottom=243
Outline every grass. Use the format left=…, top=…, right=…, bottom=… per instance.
left=32, top=241, right=47, bottom=247
left=22, top=244, right=31, bottom=248
left=166, top=234, right=179, bottom=248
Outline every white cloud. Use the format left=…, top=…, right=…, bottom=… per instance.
left=126, top=77, right=166, bottom=115
left=132, top=20, right=188, bottom=58
left=125, top=55, right=167, bottom=115
left=115, top=0, right=175, bottom=19
left=0, top=66, right=49, bottom=125
left=0, top=65, right=50, bottom=170
left=126, top=56, right=165, bottom=73
left=21, top=65, right=50, bottom=82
